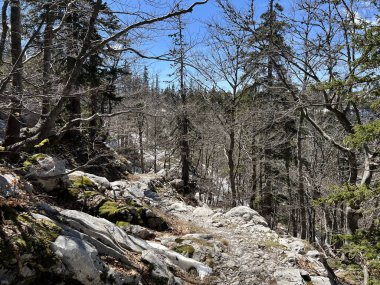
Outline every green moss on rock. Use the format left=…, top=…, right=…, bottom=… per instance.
left=116, top=221, right=130, bottom=227
left=174, top=244, right=195, bottom=257
left=0, top=210, right=62, bottom=281
left=99, top=201, right=120, bottom=217
left=23, top=153, right=48, bottom=168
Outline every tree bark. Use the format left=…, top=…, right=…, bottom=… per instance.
left=4, top=0, right=22, bottom=146
left=41, top=4, right=54, bottom=116
left=297, top=111, right=307, bottom=239
left=0, top=0, right=9, bottom=62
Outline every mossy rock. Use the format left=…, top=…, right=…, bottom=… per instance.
left=98, top=201, right=133, bottom=223
left=174, top=244, right=195, bottom=258
left=23, top=153, right=48, bottom=168
left=116, top=221, right=130, bottom=227
left=0, top=210, right=62, bottom=281
left=66, top=176, right=96, bottom=200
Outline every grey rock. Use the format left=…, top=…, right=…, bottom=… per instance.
left=193, top=206, right=214, bottom=217
left=52, top=235, right=106, bottom=285
left=273, top=268, right=304, bottom=285
left=123, top=225, right=155, bottom=239
left=69, top=171, right=111, bottom=190
left=0, top=173, right=21, bottom=197
left=28, top=156, right=68, bottom=191
left=169, top=179, right=184, bottom=190
left=310, top=276, right=332, bottom=285
left=141, top=250, right=175, bottom=284
left=224, top=206, right=268, bottom=226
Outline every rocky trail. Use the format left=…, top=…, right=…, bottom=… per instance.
left=0, top=155, right=343, bottom=284
left=154, top=180, right=332, bottom=285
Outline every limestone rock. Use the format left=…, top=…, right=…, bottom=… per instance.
left=28, top=155, right=68, bottom=191
left=273, top=268, right=304, bottom=285
left=169, top=179, right=184, bottom=190
left=141, top=250, right=176, bottom=284
left=224, top=206, right=268, bottom=226
left=193, top=206, right=214, bottom=217
left=69, top=171, right=111, bottom=191
left=123, top=225, right=155, bottom=239
left=52, top=235, right=106, bottom=285
left=0, top=173, right=21, bottom=197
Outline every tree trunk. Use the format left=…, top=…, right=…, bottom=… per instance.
left=4, top=0, right=22, bottom=146
left=297, top=112, right=307, bottom=239
left=228, top=128, right=236, bottom=207
left=137, top=114, right=145, bottom=173
left=0, top=0, right=9, bottom=62
left=41, top=4, right=54, bottom=116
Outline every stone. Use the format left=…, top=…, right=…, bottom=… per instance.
left=141, top=250, right=175, bottom=284
left=28, top=155, right=68, bottom=191
left=123, top=225, right=155, bottom=239
left=169, top=179, right=184, bottom=190
left=310, top=276, right=332, bottom=285
left=0, top=173, right=20, bottom=197
left=52, top=235, right=106, bottom=285
left=306, top=250, right=320, bottom=258
left=69, top=171, right=111, bottom=190
left=224, top=206, right=268, bottom=226
left=193, top=206, right=214, bottom=217
left=273, top=268, right=304, bottom=285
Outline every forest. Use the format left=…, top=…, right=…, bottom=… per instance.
left=0, top=0, right=379, bottom=284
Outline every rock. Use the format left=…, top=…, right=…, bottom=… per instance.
left=224, top=206, right=268, bottom=226
left=310, top=276, right=332, bottom=285
left=52, top=235, right=106, bottom=285
left=106, top=266, right=141, bottom=285
left=279, top=238, right=305, bottom=254
left=0, top=173, right=21, bottom=197
left=193, top=206, right=214, bottom=217
left=69, top=171, right=111, bottom=191
left=28, top=155, right=68, bottom=191
left=169, top=179, right=184, bottom=190
left=147, top=241, right=212, bottom=279
left=141, top=250, right=176, bottom=284
left=167, top=202, right=192, bottom=213
left=123, top=225, right=155, bottom=239
left=110, top=180, right=158, bottom=200
left=306, top=250, right=320, bottom=258
left=60, top=209, right=149, bottom=253
left=273, top=268, right=304, bottom=285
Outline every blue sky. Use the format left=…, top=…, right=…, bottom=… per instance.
left=105, top=0, right=284, bottom=87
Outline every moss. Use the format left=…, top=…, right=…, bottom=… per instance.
left=23, top=153, right=48, bottom=168
left=0, top=211, right=62, bottom=278
left=174, top=244, right=195, bottom=257
left=66, top=176, right=96, bottom=200
left=99, top=201, right=120, bottom=217
left=116, top=221, right=130, bottom=227
left=84, top=190, right=97, bottom=198
left=69, top=176, right=94, bottom=187
left=175, top=238, right=184, bottom=244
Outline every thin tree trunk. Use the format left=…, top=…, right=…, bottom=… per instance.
left=137, top=114, right=145, bottom=173
left=4, top=0, right=22, bottom=146
left=41, top=4, right=54, bottom=116
left=0, top=0, right=9, bottom=62
left=298, top=111, right=307, bottom=239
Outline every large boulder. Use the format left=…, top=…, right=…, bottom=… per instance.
left=52, top=235, right=106, bottom=285
left=26, top=154, right=68, bottom=191
left=141, top=250, right=176, bottom=284
left=224, top=206, right=268, bottom=226
left=68, top=171, right=111, bottom=191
